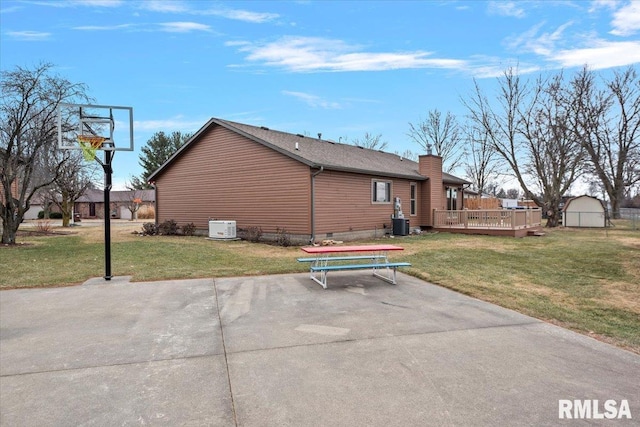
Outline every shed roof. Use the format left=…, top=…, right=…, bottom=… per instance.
left=562, top=195, right=606, bottom=212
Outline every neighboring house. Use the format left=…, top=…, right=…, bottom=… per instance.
left=563, top=195, right=607, bottom=228
left=0, top=149, right=57, bottom=220
left=0, top=147, right=23, bottom=213
left=23, top=192, right=50, bottom=220
left=148, top=118, right=470, bottom=242
left=75, top=189, right=155, bottom=220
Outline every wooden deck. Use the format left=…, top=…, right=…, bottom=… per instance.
left=432, top=209, right=543, bottom=237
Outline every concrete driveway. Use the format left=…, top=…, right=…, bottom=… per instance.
left=1, top=272, right=638, bottom=426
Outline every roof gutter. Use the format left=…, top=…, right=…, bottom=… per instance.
left=310, top=166, right=324, bottom=244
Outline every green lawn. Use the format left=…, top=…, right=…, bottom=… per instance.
left=2, top=221, right=638, bottom=353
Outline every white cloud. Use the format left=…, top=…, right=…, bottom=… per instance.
left=158, top=22, right=212, bottom=33
left=282, top=91, right=342, bottom=109
left=465, top=55, right=541, bottom=78
left=140, top=0, right=188, bottom=13
left=507, top=21, right=574, bottom=56
left=225, top=40, right=250, bottom=47
left=230, top=36, right=467, bottom=72
left=140, top=1, right=279, bottom=23
left=71, top=21, right=214, bottom=34
left=201, top=8, right=279, bottom=23
left=487, top=1, right=526, bottom=18
left=610, top=1, right=640, bottom=36
left=134, top=116, right=204, bottom=132
left=551, top=40, right=640, bottom=69
left=73, top=23, right=135, bottom=31
left=0, top=5, right=22, bottom=13
left=5, top=30, right=51, bottom=41
left=29, top=0, right=123, bottom=7
left=504, top=20, right=640, bottom=70
left=589, top=0, right=620, bottom=13
left=71, top=0, right=123, bottom=6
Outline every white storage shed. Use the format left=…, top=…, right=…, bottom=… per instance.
left=562, top=195, right=606, bottom=228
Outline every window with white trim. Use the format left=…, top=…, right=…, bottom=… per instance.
left=372, top=179, right=391, bottom=203
left=410, top=183, right=417, bottom=216
left=447, top=187, right=458, bottom=210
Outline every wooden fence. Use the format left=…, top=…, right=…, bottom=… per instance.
left=464, top=198, right=501, bottom=210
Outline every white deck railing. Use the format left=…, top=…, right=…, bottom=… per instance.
left=433, top=209, right=542, bottom=230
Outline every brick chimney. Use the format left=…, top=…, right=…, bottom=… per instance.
left=418, top=154, right=444, bottom=226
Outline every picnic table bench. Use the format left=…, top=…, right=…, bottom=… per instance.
left=298, top=244, right=411, bottom=289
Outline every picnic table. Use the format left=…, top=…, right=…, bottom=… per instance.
left=298, top=244, right=411, bottom=289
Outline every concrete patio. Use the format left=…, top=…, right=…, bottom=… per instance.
left=1, top=272, right=638, bottom=426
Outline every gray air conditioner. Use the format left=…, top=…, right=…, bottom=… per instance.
left=208, top=220, right=237, bottom=239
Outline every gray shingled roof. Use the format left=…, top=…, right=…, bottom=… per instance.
left=150, top=118, right=470, bottom=184
left=77, top=189, right=155, bottom=203
left=442, top=172, right=470, bottom=185
left=214, top=119, right=425, bottom=180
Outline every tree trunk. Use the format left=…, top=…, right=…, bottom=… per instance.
left=1, top=214, right=19, bottom=244
left=610, top=186, right=625, bottom=219
left=545, top=208, right=561, bottom=228
left=543, top=196, right=563, bottom=228
left=61, top=191, right=71, bottom=227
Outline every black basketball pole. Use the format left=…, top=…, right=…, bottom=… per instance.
left=102, top=150, right=113, bottom=280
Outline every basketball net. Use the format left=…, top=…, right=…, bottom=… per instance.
left=77, top=135, right=106, bottom=161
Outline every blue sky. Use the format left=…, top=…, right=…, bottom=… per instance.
left=2, top=0, right=640, bottom=190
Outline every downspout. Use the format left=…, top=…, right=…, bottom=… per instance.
left=310, top=166, right=324, bottom=244
left=149, top=181, right=157, bottom=227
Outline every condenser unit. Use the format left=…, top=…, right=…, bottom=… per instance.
left=208, top=220, right=237, bottom=239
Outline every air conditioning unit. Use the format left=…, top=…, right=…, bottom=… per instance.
left=208, top=220, right=237, bottom=239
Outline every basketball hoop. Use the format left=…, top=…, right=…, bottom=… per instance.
left=77, top=134, right=106, bottom=161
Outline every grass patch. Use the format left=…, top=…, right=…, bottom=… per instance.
left=398, top=227, right=640, bottom=353
left=2, top=221, right=639, bottom=353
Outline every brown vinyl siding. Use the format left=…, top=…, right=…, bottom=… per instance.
left=313, top=170, right=414, bottom=235
left=148, top=118, right=470, bottom=240
left=0, top=179, right=20, bottom=201
left=418, top=155, right=444, bottom=226
left=155, top=125, right=311, bottom=234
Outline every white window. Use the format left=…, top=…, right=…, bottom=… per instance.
left=372, top=180, right=391, bottom=203
left=447, top=187, right=458, bottom=210
left=410, top=183, right=417, bottom=216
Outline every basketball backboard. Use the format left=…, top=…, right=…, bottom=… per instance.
left=57, top=103, right=134, bottom=152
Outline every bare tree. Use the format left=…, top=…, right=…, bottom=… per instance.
left=1, top=63, right=89, bottom=243
left=569, top=66, right=639, bottom=218
left=522, top=72, right=586, bottom=226
left=124, top=182, right=143, bottom=221
left=463, top=68, right=585, bottom=227
left=506, top=188, right=520, bottom=199
left=485, top=181, right=501, bottom=197
left=350, top=132, right=388, bottom=151
left=407, top=109, right=465, bottom=173
left=46, top=151, right=97, bottom=226
left=395, top=148, right=418, bottom=161
left=463, top=124, right=501, bottom=195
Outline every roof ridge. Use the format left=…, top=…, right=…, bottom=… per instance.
left=214, top=117, right=414, bottom=159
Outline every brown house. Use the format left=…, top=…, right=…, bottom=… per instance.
left=148, top=118, right=469, bottom=242
left=75, top=189, right=155, bottom=220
